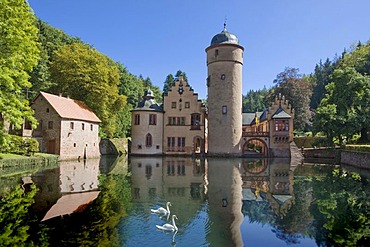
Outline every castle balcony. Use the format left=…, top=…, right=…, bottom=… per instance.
left=242, top=131, right=269, bottom=137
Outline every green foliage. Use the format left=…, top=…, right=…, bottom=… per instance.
left=49, top=43, right=127, bottom=137
left=242, top=87, right=270, bottom=113
left=313, top=42, right=370, bottom=144
left=163, top=70, right=188, bottom=95
left=344, top=145, right=370, bottom=153
left=0, top=0, right=40, bottom=141
left=0, top=135, right=39, bottom=156
left=29, top=19, right=82, bottom=99
left=312, top=169, right=370, bottom=246
left=294, top=136, right=329, bottom=148
left=0, top=184, right=40, bottom=246
left=310, top=58, right=339, bottom=110
left=272, top=67, right=314, bottom=131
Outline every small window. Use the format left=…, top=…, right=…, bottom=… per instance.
left=74, top=143, right=76, bottom=147
left=156, top=145, right=160, bottom=149
left=24, top=119, right=32, bottom=130
left=215, top=49, right=219, bottom=57
left=134, top=114, right=140, bottom=125
left=146, top=133, right=152, bottom=147
left=37, top=120, right=43, bottom=130
left=171, top=102, right=176, bottom=109
left=90, top=124, right=93, bottom=131
left=149, top=114, right=157, bottom=125
left=222, top=105, right=227, bottom=114
left=82, top=123, right=85, bottom=130
left=70, top=122, right=74, bottom=130
left=48, top=121, right=53, bottom=129
left=185, top=102, right=190, bottom=108
left=221, top=74, right=226, bottom=80
left=138, top=145, right=142, bottom=149
left=46, top=108, right=49, bottom=113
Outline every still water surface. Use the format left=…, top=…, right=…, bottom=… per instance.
left=0, top=156, right=369, bottom=246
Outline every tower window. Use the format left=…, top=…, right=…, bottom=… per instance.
left=185, top=102, right=190, bottom=108
left=222, top=105, right=227, bottom=114
left=149, top=114, right=157, bottom=125
left=134, top=114, right=140, bottom=125
left=215, top=49, right=219, bottom=57
left=171, top=102, right=176, bottom=109
left=221, top=74, right=226, bottom=80
left=146, top=133, right=152, bottom=147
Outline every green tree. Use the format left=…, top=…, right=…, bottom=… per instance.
left=116, top=62, right=145, bottom=106
left=0, top=184, right=44, bottom=246
left=242, top=87, right=270, bottom=113
left=313, top=42, right=370, bottom=143
left=312, top=169, right=370, bottom=246
left=163, top=74, right=175, bottom=95
left=29, top=20, right=82, bottom=99
left=310, top=58, right=338, bottom=110
left=163, top=70, right=189, bottom=95
left=272, top=67, right=313, bottom=131
left=49, top=43, right=126, bottom=137
left=0, top=0, right=40, bottom=144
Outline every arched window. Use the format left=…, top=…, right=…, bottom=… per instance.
left=146, top=133, right=152, bottom=147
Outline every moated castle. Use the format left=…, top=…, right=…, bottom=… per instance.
left=131, top=26, right=295, bottom=158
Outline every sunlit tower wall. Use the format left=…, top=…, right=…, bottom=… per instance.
left=206, top=25, right=244, bottom=156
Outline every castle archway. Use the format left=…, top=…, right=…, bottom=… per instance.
left=243, top=138, right=268, bottom=156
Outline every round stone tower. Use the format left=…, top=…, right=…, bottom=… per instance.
left=206, top=24, right=244, bottom=156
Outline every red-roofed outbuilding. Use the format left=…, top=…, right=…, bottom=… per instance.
left=25, top=92, right=101, bottom=160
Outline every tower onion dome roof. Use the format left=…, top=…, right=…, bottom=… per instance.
left=143, top=88, right=154, bottom=99
left=211, top=24, right=239, bottom=45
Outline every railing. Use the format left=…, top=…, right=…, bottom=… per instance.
left=242, top=131, right=269, bottom=137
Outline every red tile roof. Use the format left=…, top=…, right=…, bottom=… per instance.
left=37, top=92, right=101, bottom=123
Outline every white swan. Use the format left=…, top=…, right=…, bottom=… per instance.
left=151, top=202, right=171, bottom=215
left=156, top=215, right=178, bottom=232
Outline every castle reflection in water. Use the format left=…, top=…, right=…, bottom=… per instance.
left=130, top=156, right=296, bottom=246
left=26, top=155, right=297, bottom=246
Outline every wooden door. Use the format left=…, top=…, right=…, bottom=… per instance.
left=48, top=140, right=56, bottom=154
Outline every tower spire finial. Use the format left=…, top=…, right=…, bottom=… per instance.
left=224, top=16, right=227, bottom=30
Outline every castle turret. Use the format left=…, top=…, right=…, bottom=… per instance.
left=206, top=24, right=244, bottom=156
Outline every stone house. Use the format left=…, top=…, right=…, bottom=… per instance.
left=25, top=92, right=101, bottom=160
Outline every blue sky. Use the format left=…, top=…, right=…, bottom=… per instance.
left=28, top=0, right=370, bottom=99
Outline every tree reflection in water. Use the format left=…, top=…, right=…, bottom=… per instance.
left=1, top=156, right=370, bottom=246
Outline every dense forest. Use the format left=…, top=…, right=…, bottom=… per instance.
left=1, top=0, right=369, bottom=147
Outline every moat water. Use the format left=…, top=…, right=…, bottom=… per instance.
left=0, top=156, right=369, bottom=246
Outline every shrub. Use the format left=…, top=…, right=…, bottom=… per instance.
left=344, top=145, right=370, bottom=153
left=0, top=134, right=39, bottom=156
left=294, top=136, right=330, bottom=148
